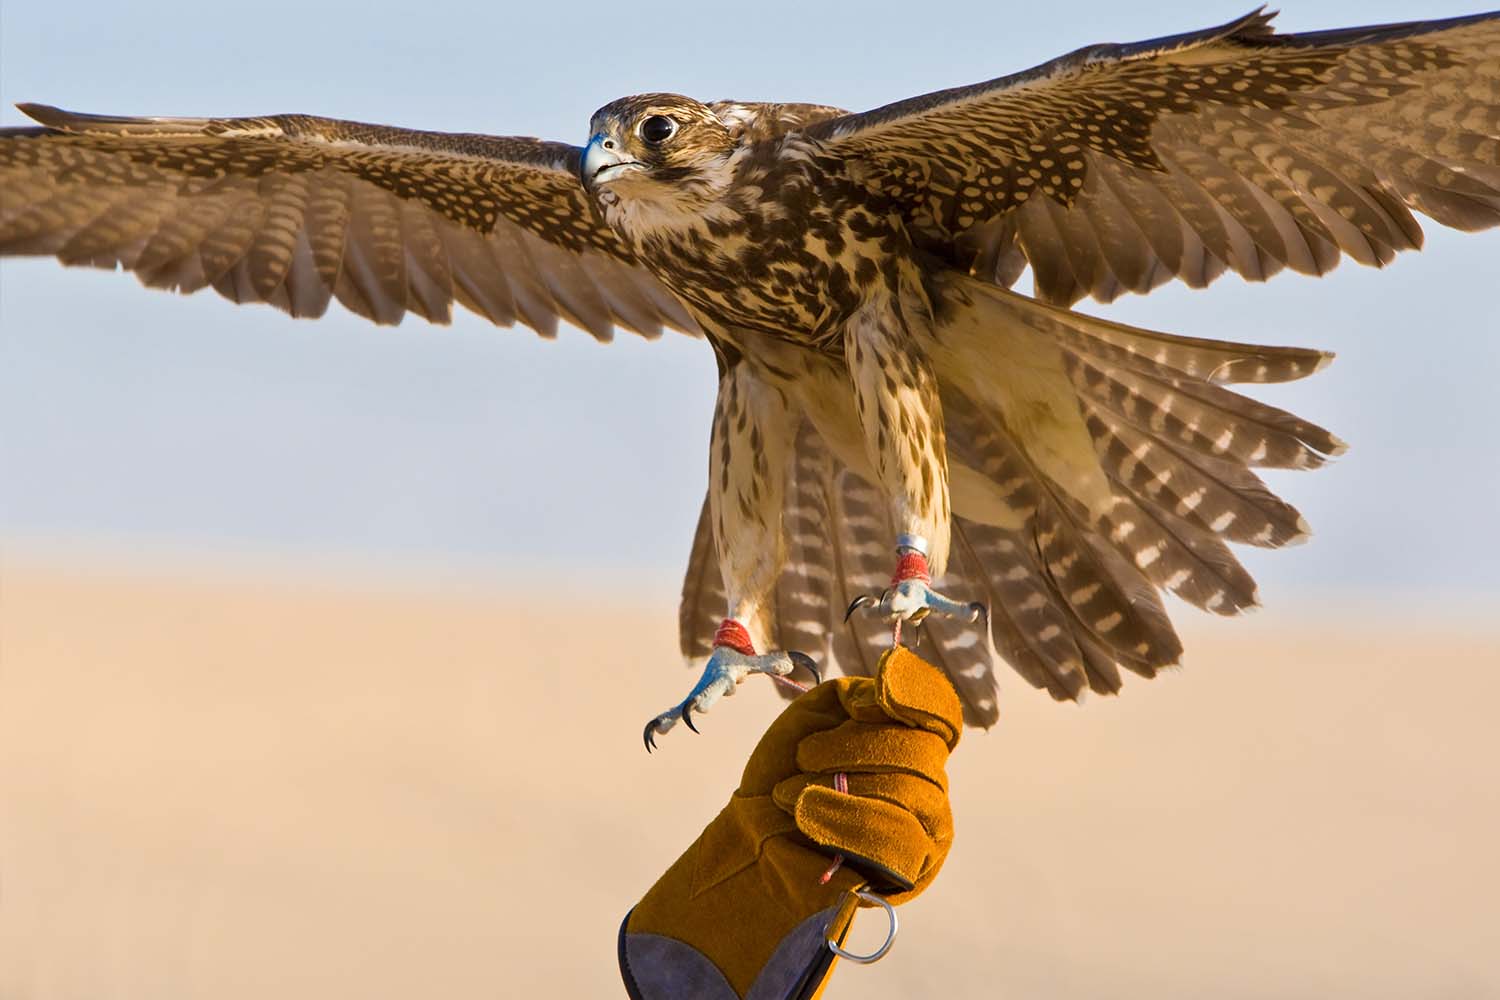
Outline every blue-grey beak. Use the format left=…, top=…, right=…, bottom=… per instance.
left=580, top=131, right=636, bottom=188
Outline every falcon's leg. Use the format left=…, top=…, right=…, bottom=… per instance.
left=840, top=297, right=986, bottom=636
left=643, top=623, right=821, bottom=751
left=843, top=534, right=987, bottom=642
left=644, top=361, right=820, bottom=751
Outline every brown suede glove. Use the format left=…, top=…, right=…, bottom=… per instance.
left=619, top=647, right=963, bottom=1000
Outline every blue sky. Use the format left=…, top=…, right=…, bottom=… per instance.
left=2, top=0, right=1497, bottom=605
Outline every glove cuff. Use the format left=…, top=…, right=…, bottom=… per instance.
left=620, top=898, right=856, bottom=1000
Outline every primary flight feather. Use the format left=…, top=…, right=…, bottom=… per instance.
left=2, top=9, right=1497, bottom=743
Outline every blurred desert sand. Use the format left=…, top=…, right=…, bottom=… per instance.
left=2, top=560, right=1497, bottom=999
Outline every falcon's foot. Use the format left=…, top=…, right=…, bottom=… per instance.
left=643, top=620, right=821, bottom=752
left=844, top=536, right=987, bottom=641
left=844, top=578, right=987, bottom=627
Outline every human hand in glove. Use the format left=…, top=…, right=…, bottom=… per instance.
left=620, top=646, right=964, bottom=1000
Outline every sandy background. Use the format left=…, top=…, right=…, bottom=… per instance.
left=2, top=561, right=1497, bottom=999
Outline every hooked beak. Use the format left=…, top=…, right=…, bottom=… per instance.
left=581, top=132, right=642, bottom=187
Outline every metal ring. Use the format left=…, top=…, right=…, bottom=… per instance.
left=827, top=889, right=898, bottom=964
left=895, top=533, right=929, bottom=557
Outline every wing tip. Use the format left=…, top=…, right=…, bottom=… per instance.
left=14, top=103, right=111, bottom=133
left=15, top=102, right=63, bottom=127
left=10, top=103, right=210, bottom=136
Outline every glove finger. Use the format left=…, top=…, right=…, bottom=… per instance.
left=739, top=678, right=860, bottom=796
left=773, top=771, right=952, bottom=843
left=793, top=784, right=937, bottom=892
left=846, top=772, right=952, bottom=842
left=833, top=676, right=888, bottom=725
left=875, top=647, right=963, bottom=749
left=796, top=721, right=952, bottom=784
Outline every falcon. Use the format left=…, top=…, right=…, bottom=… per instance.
left=3, top=10, right=1498, bottom=749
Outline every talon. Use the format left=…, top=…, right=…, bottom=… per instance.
left=844, top=594, right=877, bottom=622
left=968, top=601, right=988, bottom=625
left=643, top=632, right=823, bottom=748
left=789, top=650, right=822, bottom=686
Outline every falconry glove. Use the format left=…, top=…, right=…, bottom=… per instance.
left=619, top=647, right=963, bottom=1000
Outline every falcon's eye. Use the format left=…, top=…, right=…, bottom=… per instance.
left=639, top=115, right=677, bottom=146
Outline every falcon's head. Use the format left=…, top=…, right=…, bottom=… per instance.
left=580, top=94, right=735, bottom=196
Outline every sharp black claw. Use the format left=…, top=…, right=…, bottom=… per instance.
left=789, top=650, right=822, bottom=685
left=681, top=701, right=700, bottom=734
left=643, top=720, right=659, bottom=753
left=844, top=594, right=876, bottom=622
left=969, top=601, right=989, bottom=626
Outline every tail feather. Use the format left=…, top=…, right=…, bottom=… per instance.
left=803, top=434, right=1007, bottom=724
left=678, top=498, right=726, bottom=662
left=1011, top=275, right=1334, bottom=385
left=948, top=520, right=1085, bottom=704
left=1031, top=463, right=1184, bottom=674
left=1099, top=486, right=1261, bottom=615
left=770, top=431, right=838, bottom=660
left=1081, top=404, right=1311, bottom=549
left=1074, top=627, right=1129, bottom=694
left=944, top=387, right=1185, bottom=684
left=783, top=426, right=891, bottom=682
left=1067, top=351, right=1343, bottom=469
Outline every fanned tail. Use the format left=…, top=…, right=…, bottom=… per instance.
left=923, top=276, right=1340, bottom=698
left=677, top=277, right=1343, bottom=719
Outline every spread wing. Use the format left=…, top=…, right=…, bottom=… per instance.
left=806, top=9, right=1500, bottom=305
left=0, top=104, right=697, bottom=338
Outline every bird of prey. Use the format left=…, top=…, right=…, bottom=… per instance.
left=3, top=10, right=1498, bottom=749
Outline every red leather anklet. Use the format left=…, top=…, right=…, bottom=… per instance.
left=712, top=618, right=756, bottom=656
left=891, top=551, right=932, bottom=585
